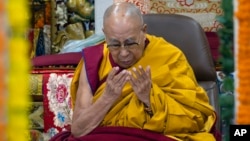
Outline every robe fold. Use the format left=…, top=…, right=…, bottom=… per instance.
left=70, top=34, right=217, bottom=141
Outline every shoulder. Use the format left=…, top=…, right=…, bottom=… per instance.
left=146, top=34, right=184, bottom=56
left=82, top=43, right=105, bottom=55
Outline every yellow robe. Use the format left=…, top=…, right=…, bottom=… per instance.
left=71, top=34, right=216, bottom=141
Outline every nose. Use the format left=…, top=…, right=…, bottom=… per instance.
left=119, top=47, right=130, bottom=57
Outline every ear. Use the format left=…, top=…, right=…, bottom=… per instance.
left=142, top=24, right=147, bottom=40
left=142, top=24, right=147, bottom=33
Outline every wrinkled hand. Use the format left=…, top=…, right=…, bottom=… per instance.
left=103, top=67, right=129, bottom=101
left=129, top=65, right=152, bottom=106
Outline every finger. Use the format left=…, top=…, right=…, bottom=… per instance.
left=114, top=69, right=129, bottom=84
left=107, top=67, right=119, bottom=80
left=146, top=66, right=152, bottom=88
left=146, top=65, right=151, bottom=78
left=128, top=71, right=138, bottom=88
left=138, top=65, right=148, bottom=80
left=115, top=74, right=130, bottom=91
left=132, top=67, right=141, bottom=80
left=136, top=66, right=149, bottom=82
left=118, top=73, right=130, bottom=87
left=138, top=65, right=151, bottom=80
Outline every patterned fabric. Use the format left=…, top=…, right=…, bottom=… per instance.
left=115, top=0, right=223, bottom=32
left=28, top=102, right=44, bottom=130
left=27, top=102, right=44, bottom=141
left=43, top=25, right=51, bottom=55
left=150, top=0, right=223, bottom=32
left=47, top=73, right=73, bottom=128
left=33, top=28, right=40, bottom=57
left=27, top=130, right=44, bottom=141
left=29, top=74, right=43, bottom=95
left=42, top=72, right=74, bottom=139
left=36, top=28, right=45, bottom=56
left=30, top=68, right=75, bottom=140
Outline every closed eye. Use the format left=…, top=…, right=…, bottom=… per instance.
left=125, top=42, right=138, bottom=46
left=107, top=44, right=121, bottom=48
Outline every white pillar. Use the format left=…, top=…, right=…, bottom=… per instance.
left=95, top=0, right=113, bottom=35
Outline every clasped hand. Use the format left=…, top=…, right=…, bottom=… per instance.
left=104, top=65, right=151, bottom=106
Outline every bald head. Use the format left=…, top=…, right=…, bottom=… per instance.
left=102, top=2, right=147, bottom=68
left=103, top=2, right=144, bottom=29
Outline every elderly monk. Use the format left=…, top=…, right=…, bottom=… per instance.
left=50, top=2, right=218, bottom=141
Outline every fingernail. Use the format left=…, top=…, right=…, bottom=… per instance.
left=128, top=71, right=132, bottom=75
left=122, top=70, right=127, bottom=73
left=126, top=76, right=130, bottom=80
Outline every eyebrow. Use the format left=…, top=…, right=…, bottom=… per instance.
left=108, top=37, right=137, bottom=44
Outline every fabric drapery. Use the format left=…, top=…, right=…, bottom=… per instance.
left=70, top=34, right=216, bottom=140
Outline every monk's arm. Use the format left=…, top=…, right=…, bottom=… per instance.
left=71, top=64, right=117, bottom=137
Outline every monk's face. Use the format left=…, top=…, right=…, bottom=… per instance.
left=103, top=17, right=146, bottom=69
